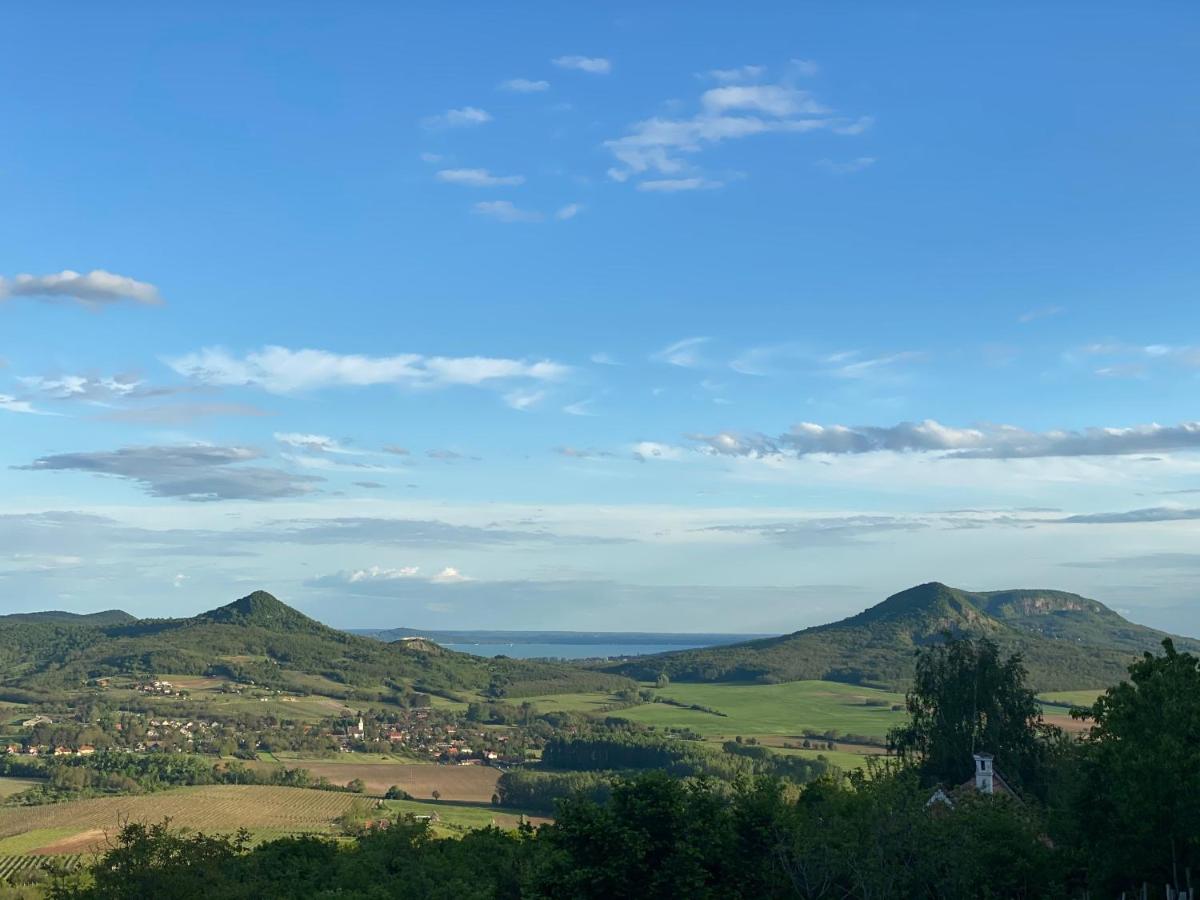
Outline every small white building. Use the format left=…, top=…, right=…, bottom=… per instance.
left=927, top=752, right=1018, bottom=809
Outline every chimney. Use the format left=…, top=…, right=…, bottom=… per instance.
left=974, top=752, right=994, bottom=794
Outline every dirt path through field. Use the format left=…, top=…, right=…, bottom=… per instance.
left=30, top=829, right=107, bottom=855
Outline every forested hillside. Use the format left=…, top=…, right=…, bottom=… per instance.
left=601, top=582, right=1200, bottom=691
left=0, top=591, right=632, bottom=701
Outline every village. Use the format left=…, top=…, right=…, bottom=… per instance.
left=2, top=693, right=533, bottom=769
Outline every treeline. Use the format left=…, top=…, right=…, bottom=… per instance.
left=40, top=771, right=1060, bottom=899
left=2, top=753, right=370, bottom=806
left=495, top=733, right=831, bottom=812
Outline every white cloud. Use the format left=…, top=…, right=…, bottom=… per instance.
left=815, top=157, right=876, bottom=174
left=421, top=107, right=492, bottom=129
left=167, top=345, right=569, bottom=394
left=831, top=116, right=874, bottom=135
left=652, top=336, right=710, bottom=368
left=172, top=573, right=188, bottom=588
left=274, top=433, right=360, bottom=455
left=551, top=55, right=611, bottom=74
left=563, top=398, right=597, bottom=416
left=430, top=566, right=472, bottom=583
left=499, top=78, right=550, bottom=92
left=555, top=203, right=583, bottom=220
left=436, top=168, right=525, bottom=187
left=684, top=418, right=1200, bottom=461
left=0, top=394, right=53, bottom=415
left=702, top=84, right=825, bottom=117
left=590, top=352, right=620, bottom=366
left=419, top=152, right=443, bottom=163
left=826, top=350, right=922, bottom=379
left=504, top=388, right=545, bottom=411
left=19, top=374, right=144, bottom=402
left=0, top=270, right=162, bottom=306
left=605, top=108, right=830, bottom=182
left=473, top=200, right=543, bottom=223
left=631, top=441, right=688, bottom=462
left=637, top=177, right=722, bottom=192
left=705, top=65, right=767, bottom=83
left=348, top=565, right=421, bottom=582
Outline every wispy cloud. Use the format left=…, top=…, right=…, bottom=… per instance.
left=436, top=168, right=524, bottom=187
left=273, top=433, right=359, bottom=455
left=19, top=373, right=145, bottom=403
left=498, top=78, right=550, bottom=93
left=637, top=177, right=722, bottom=192
left=826, top=350, right=921, bottom=379
left=1057, top=507, right=1200, bottom=525
left=551, top=55, right=611, bottom=74
left=604, top=65, right=862, bottom=185
left=504, top=388, right=545, bottom=411
left=421, top=107, right=492, bottom=129
left=473, top=200, right=543, bottom=223
left=631, top=441, right=688, bottom=462
left=815, top=157, right=876, bottom=174
left=0, top=394, right=54, bottom=415
left=1018, top=305, right=1065, bottom=324
left=166, top=346, right=568, bottom=394
left=652, top=337, right=710, bottom=368
left=703, top=65, right=767, bottom=84
left=555, top=203, right=583, bottom=220
left=702, top=84, right=825, bottom=117
left=0, top=270, right=162, bottom=307
left=684, top=419, right=1200, bottom=460
left=563, top=398, right=598, bottom=416
left=556, top=446, right=614, bottom=459
left=16, top=444, right=322, bottom=501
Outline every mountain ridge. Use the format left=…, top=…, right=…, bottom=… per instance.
left=0, top=590, right=633, bottom=700
left=599, top=582, right=1200, bottom=691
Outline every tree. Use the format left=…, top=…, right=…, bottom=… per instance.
left=431, top=789, right=441, bottom=802
left=888, top=636, right=1056, bottom=790
left=1058, top=639, right=1200, bottom=894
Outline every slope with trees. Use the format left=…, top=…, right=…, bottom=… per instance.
left=601, top=581, right=1200, bottom=691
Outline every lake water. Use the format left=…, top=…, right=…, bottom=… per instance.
left=441, top=641, right=711, bottom=660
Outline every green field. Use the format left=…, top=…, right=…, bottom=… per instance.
left=1039, top=689, right=1104, bottom=709
left=0, top=778, right=42, bottom=800
left=0, top=784, right=539, bottom=854
left=521, top=691, right=625, bottom=713
left=613, top=681, right=906, bottom=741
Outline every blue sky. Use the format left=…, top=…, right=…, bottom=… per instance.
left=3, top=3, right=1200, bottom=633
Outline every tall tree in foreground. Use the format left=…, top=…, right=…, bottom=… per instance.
left=1059, top=639, right=1200, bottom=895
left=888, top=636, right=1056, bottom=790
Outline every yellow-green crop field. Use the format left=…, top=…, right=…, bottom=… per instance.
left=612, top=680, right=907, bottom=741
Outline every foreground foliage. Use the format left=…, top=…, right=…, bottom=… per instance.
left=24, top=638, right=1200, bottom=898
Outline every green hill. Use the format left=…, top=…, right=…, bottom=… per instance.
left=0, top=591, right=631, bottom=701
left=600, top=582, right=1200, bottom=692
left=0, top=609, right=135, bottom=627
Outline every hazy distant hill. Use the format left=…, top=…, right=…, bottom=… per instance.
left=600, top=582, right=1200, bottom=691
left=0, top=591, right=631, bottom=700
